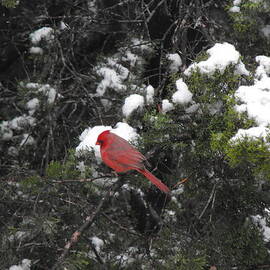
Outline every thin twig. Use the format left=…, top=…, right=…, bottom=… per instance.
left=198, top=183, right=216, bottom=220
left=51, top=175, right=113, bottom=184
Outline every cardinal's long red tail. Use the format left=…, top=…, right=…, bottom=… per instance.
left=137, top=168, right=170, bottom=194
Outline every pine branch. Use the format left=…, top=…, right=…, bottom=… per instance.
left=52, top=178, right=124, bottom=270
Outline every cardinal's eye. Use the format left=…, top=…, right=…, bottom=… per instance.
left=97, top=140, right=103, bottom=144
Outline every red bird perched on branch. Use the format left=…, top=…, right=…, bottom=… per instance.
left=96, top=130, right=170, bottom=194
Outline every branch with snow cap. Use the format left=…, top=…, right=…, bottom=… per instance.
left=166, top=53, right=182, bottom=73
left=184, top=42, right=249, bottom=77
left=231, top=54, right=270, bottom=144
left=122, top=79, right=194, bottom=116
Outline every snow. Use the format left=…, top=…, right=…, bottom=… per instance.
left=231, top=127, right=270, bottom=142
left=226, top=0, right=266, bottom=10
left=95, top=67, right=127, bottom=96
left=162, top=99, right=174, bottom=113
left=76, top=122, right=139, bottom=159
left=39, top=85, right=57, bottom=104
left=167, top=210, right=176, bottom=216
left=234, top=76, right=270, bottom=127
left=111, top=122, right=140, bottom=142
left=229, top=6, right=240, bottom=13
left=9, top=259, right=31, bottom=270
left=29, top=47, right=43, bottom=55
left=10, top=115, right=36, bottom=130
left=0, top=121, right=13, bottom=140
left=26, top=98, right=39, bottom=115
left=90, top=236, right=104, bottom=252
left=60, top=21, right=68, bottom=30
left=261, top=25, right=270, bottom=38
left=94, top=38, right=153, bottom=97
left=122, top=50, right=139, bottom=67
left=25, top=83, right=58, bottom=104
left=255, top=55, right=270, bottom=78
left=232, top=54, right=270, bottom=143
left=29, top=27, right=54, bottom=45
left=145, top=85, right=154, bottom=105
left=233, top=0, right=241, bottom=4
left=184, top=43, right=248, bottom=76
left=252, top=212, right=270, bottom=241
left=235, top=61, right=250, bottom=76
left=20, top=134, right=36, bottom=146
left=94, top=56, right=131, bottom=97
left=0, top=115, right=36, bottom=142
left=166, top=53, right=182, bottom=72
left=76, top=125, right=111, bottom=158
left=24, top=82, right=39, bottom=88
left=229, top=0, right=241, bottom=12
left=172, top=79, right=193, bottom=105
left=107, top=58, right=130, bottom=79
left=122, top=94, right=144, bottom=118
left=115, top=247, right=140, bottom=266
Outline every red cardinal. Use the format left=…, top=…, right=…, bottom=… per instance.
left=96, top=130, right=170, bottom=194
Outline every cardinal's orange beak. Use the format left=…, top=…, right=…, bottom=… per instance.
left=96, top=140, right=101, bottom=145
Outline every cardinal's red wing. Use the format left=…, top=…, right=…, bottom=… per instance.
left=102, top=150, right=145, bottom=172
left=101, top=132, right=146, bottom=172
